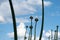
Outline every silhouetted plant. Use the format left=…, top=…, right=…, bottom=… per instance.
left=9, top=0, right=17, bottom=40
left=39, top=0, right=44, bottom=40
left=34, top=18, right=38, bottom=40
left=24, top=26, right=28, bottom=40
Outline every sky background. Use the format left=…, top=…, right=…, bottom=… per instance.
left=0, top=0, right=60, bottom=40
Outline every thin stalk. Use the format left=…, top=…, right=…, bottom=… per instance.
left=9, top=0, right=17, bottom=40
left=39, top=0, right=44, bottom=40
left=34, top=22, right=37, bottom=40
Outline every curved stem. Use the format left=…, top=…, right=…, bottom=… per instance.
left=34, top=22, right=37, bottom=40
left=39, top=0, right=44, bottom=40
left=9, top=0, right=17, bottom=40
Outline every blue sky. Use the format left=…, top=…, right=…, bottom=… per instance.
left=0, top=0, right=60, bottom=40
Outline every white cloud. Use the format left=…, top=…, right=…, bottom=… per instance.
left=13, top=1, right=37, bottom=15
left=0, top=1, right=11, bottom=17
left=7, top=27, right=60, bottom=40
left=7, top=22, right=45, bottom=40
left=45, top=30, right=51, bottom=37
left=44, top=1, right=52, bottom=6
left=25, top=0, right=52, bottom=6
left=17, top=23, right=26, bottom=37
left=0, top=0, right=52, bottom=23
left=44, top=30, right=60, bottom=40
left=0, top=0, right=52, bottom=17
left=0, top=0, right=37, bottom=17
left=8, top=22, right=26, bottom=39
left=32, top=36, right=39, bottom=40
left=41, top=37, right=45, bottom=40
left=58, top=32, right=60, bottom=38
left=6, top=17, right=30, bottom=23
left=16, top=18, right=30, bottom=23
left=8, top=32, right=14, bottom=38
left=0, top=16, right=5, bottom=23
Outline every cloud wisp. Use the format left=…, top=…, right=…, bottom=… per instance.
left=0, top=0, right=52, bottom=16
left=0, top=16, right=5, bottom=23
left=8, top=23, right=60, bottom=40
left=7, top=22, right=44, bottom=40
left=0, top=0, right=52, bottom=23
left=8, top=22, right=26, bottom=40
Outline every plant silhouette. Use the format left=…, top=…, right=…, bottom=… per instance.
left=39, top=0, right=44, bottom=40
left=9, top=0, right=17, bottom=40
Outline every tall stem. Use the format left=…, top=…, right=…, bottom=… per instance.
left=34, top=22, right=37, bottom=40
left=9, top=0, right=17, bottom=40
left=39, top=0, right=44, bottom=40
